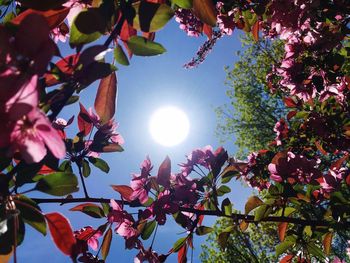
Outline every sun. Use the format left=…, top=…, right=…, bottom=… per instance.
left=149, top=106, right=190, bottom=147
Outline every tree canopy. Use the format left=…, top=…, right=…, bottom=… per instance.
left=0, top=0, right=349, bottom=262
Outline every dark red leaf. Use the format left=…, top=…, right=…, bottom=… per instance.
left=45, top=212, right=76, bottom=256
left=177, top=243, right=187, bottom=263
left=11, top=7, right=69, bottom=29
left=331, top=154, right=348, bottom=170
left=45, top=54, right=79, bottom=86
left=203, top=24, right=213, bottom=39
left=283, top=97, right=298, bottom=108
left=280, top=254, right=294, bottom=263
left=111, top=185, right=133, bottom=201
left=78, top=103, right=93, bottom=136
left=94, top=72, right=117, bottom=125
left=157, top=156, right=171, bottom=188
left=287, top=110, right=297, bottom=120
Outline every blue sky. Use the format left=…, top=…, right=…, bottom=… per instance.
left=18, top=21, right=253, bottom=262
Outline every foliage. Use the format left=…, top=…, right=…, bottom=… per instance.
left=215, top=35, right=286, bottom=158
left=200, top=217, right=279, bottom=263
left=0, top=0, right=349, bottom=263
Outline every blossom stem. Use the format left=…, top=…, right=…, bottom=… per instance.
left=150, top=223, right=158, bottom=249
left=77, top=162, right=89, bottom=198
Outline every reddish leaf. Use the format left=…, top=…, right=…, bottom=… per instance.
left=157, top=156, right=171, bottom=188
left=346, top=174, right=350, bottom=185
left=78, top=103, right=93, bottom=136
left=11, top=7, right=69, bottom=29
left=331, top=154, right=349, bottom=170
left=177, top=243, right=187, bottom=263
left=142, top=32, right=156, bottom=41
left=120, top=20, right=137, bottom=42
left=192, top=0, right=217, bottom=26
left=278, top=222, right=288, bottom=241
left=280, top=254, right=294, bottom=263
left=111, top=185, right=133, bottom=201
left=283, top=97, right=298, bottom=108
left=251, top=21, right=259, bottom=41
left=94, top=72, right=117, bottom=125
left=101, top=228, right=113, bottom=260
left=239, top=220, right=249, bottom=232
left=75, top=227, right=96, bottom=241
left=287, top=110, right=297, bottom=120
left=315, top=141, right=327, bottom=155
left=45, top=54, right=79, bottom=86
left=323, top=232, right=332, bottom=255
left=45, top=212, right=76, bottom=256
left=203, top=24, right=213, bottom=39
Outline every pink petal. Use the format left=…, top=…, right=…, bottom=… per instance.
left=34, top=111, right=66, bottom=159
left=87, top=238, right=99, bottom=251
left=18, top=134, right=47, bottom=163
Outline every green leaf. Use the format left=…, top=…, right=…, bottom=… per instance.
left=70, top=203, right=105, bottom=218
left=245, top=196, right=263, bottom=214
left=307, top=242, right=326, bottom=260
left=70, top=9, right=102, bottom=46
left=82, top=159, right=91, bottom=178
left=15, top=195, right=46, bottom=235
left=171, top=0, right=192, bottom=8
left=101, top=203, right=110, bottom=216
left=127, top=36, right=166, bottom=56
left=133, top=2, right=174, bottom=32
left=88, top=157, right=110, bottom=173
left=195, top=226, right=213, bottom=236
left=114, top=45, right=130, bottom=66
left=221, top=198, right=232, bottom=216
left=276, top=239, right=295, bottom=256
left=141, top=220, right=157, bottom=240
left=101, top=228, right=113, bottom=260
left=59, top=160, right=73, bottom=173
left=35, top=172, right=79, bottom=196
left=173, top=237, right=187, bottom=252
left=217, top=185, right=231, bottom=196
left=254, top=205, right=272, bottom=221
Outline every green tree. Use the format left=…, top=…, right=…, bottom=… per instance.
left=200, top=217, right=279, bottom=263
left=215, top=35, right=286, bottom=158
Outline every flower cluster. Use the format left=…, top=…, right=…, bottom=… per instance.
left=174, top=8, right=203, bottom=37
left=0, top=14, right=65, bottom=163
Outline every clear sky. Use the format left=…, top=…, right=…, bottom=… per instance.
left=18, top=21, right=253, bottom=262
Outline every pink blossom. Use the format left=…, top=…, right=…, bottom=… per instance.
left=9, top=108, right=66, bottom=163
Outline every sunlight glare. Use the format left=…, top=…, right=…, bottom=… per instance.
left=149, top=106, right=190, bottom=147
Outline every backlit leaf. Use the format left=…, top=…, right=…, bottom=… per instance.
left=192, top=0, right=216, bottom=26
left=45, top=212, right=76, bottom=256
left=323, top=232, right=332, bottom=255
left=114, top=45, right=130, bottom=66
left=244, top=196, right=263, bottom=214
left=111, top=185, right=133, bottom=201
left=94, top=72, right=117, bottom=125
left=70, top=203, right=105, bottom=218
left=278, top=222, right=288, bottom=241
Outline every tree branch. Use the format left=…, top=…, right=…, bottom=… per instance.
left=30, top=197, right=350, bottom=228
